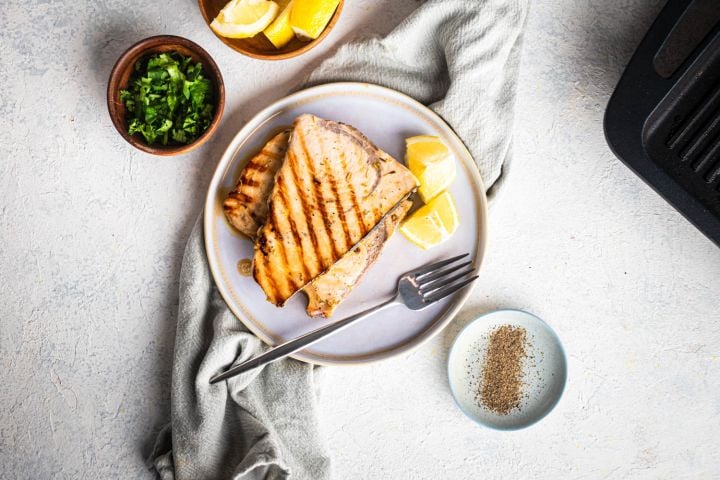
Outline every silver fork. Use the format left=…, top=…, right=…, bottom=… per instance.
left=209, top=253, right=478, bottom=384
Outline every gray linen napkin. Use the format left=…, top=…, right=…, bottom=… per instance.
left=149, top=1, right=528, bottom=479
left=150, top=220, right=330, bottom=480
left=308, top=0, right=529, bottom=199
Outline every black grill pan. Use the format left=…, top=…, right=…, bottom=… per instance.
left=604, top=0, right=720, bottom=246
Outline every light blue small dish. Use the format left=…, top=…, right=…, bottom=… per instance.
left=447, top=309, right=567, bottom=430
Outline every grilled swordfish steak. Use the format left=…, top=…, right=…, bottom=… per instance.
left=223, top=130, right=291, bottom=238
left=253, top=114, right=419, bottom=306
left=224, top=129, right=413, bottom=317
left=305, top=199, right=412, bottom=318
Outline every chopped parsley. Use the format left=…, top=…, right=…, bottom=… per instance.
left=120, top=52, right=215, bottom=146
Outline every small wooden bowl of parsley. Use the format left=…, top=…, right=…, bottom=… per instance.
left=107, top=35, right=225, bottom=156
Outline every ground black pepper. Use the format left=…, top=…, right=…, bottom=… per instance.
left=478, top=325, right=528, bottom=415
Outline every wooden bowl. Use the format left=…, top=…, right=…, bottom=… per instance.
left=107, top=35, right=225, bottom=156
left=198, top=0, right=343, bottom=60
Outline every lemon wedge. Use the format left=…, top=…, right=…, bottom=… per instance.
left=401, top=192, right=459, bottom=249
left=264, top=0, right=295, bottom=48
left=406, top=135, right=456, bottom=203
left=211, top=0, right=280, bottom=39
left=430, top=191, right=460, bottom=235
left=400, top=210, right=449, bottom=250
left=290, top=0, right=340, bottom=40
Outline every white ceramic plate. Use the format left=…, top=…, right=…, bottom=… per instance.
left=204, top=82, right=488, bottom=365
left=447, top=310, right=567, bottom=430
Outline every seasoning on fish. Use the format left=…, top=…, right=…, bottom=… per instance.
left=252, top=114, right=419, bottom=306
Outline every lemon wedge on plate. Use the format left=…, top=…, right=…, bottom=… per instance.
left=401, top=192, right=459, bottom=249
left=406, top=135, right=456, bottom=203
left=290, top=0, right=340, bottom=40
left=211, top=0, right=280, bottom=39
left=264, top=0, right=294, bottom=48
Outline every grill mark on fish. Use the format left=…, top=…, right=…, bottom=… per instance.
left=259, top=148, right=278, bottom=158
left=340, top=149, right=367, bottom=237
left=268, top=197, right=300, bottom=298
left=318, top=133, right=352, bottom=250
left=242, top=179, right=260, bottom=188
left=254, top=234, right=279, bottom=302
left=276, top=164, right=312, bottom=282
left=287, top=149, right=323, bottom=274
left=235, top=192, right=252, bottom=203
left=328, top=174, right=352, bottom=248
left=298, top=133, right=338, bottom=266
left=244, top=163, right=268, bottom=174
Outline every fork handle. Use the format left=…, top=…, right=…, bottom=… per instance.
left=209, top=297, right=399, bottom=384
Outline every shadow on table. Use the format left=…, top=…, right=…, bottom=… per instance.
left=85, top=21, right=159, bottom=108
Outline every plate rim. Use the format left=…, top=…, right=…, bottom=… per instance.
left=204, top=81, right=489, bottom=365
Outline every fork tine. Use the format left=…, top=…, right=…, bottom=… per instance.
left=418, top=261, right=473, bottom=286
left=411, top=253, right=469, bottom=278
left=423, top=275, right=479, bottom=304
left=420, top=267, right=476, bottom=294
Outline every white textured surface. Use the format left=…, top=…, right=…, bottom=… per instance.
left=1, top=0, right=719, bottom=478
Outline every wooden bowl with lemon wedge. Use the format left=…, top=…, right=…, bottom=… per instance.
left=198, top=0, right=343, bottom=60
